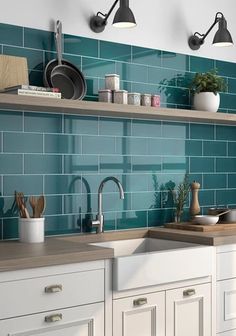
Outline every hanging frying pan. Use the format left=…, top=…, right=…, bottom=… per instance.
left=44, top=21, right=87, bottom=100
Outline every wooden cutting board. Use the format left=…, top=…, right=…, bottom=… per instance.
left=165, top=221, right=236, bottom=232
left=0, top=55, right=29, bottom=90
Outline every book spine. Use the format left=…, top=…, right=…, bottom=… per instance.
left=17, top=90, right=61, bottom=98
left=20, top=85, right=60, bottom=92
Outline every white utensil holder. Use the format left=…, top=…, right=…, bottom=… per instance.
left=19, top=218, right=45, bottom=243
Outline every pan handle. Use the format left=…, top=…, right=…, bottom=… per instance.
left=55, top=20, right=63, bottom=65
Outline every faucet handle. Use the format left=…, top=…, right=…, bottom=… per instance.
left=90, top=214, right=104, bottom=234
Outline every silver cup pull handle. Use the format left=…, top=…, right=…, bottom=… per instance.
left=45, top=284, right=63, bottom=293
left=45, top=313, right=62, bottom=323
left=183, top=288, right=196, bottom=297
left=133, top=297, right=148, bottom=307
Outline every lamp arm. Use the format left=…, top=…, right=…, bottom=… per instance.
left=197, top=12, right=223, bottom=43
left=99, top=0, right=119, bottom=25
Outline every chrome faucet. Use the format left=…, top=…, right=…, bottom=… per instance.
left=91, top=176, right=124, bottom=233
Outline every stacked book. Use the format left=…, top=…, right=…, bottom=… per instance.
left=2, top=85, right=61, bottom=99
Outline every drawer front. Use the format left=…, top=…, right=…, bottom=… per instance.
left=0, top=302, right=104, bottom=336
left=217, top=251, right=236, bottom=280
left=217, top=278, right=236, bottom=333
left=0, top=269, right=104, bottom=319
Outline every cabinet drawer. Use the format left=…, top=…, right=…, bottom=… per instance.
left=217, top=251, right=236, bottom=280
left=217, top=278, right=236, bottom=333
left=0, top=302, right=104, bottom=336
left=0, top=269, right=104, bottom=319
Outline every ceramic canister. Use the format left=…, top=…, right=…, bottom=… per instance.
left=128, top=92, right=141, bottom=106
left=105, top=74, right=120, bottom=91
left=141, top=94, right=151, bottom=106
left=114, top=90, right=128, bottom=104
left=98, top=89, right=112, bottom=103
left=151, top=94, right=161, bottom=107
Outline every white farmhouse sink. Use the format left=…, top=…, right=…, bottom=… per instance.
left=90, top=238, right=213, bottom=291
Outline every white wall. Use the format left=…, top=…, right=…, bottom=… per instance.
left=0, top=0, right=236, bottom=62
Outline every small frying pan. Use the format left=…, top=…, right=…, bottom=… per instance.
left=50, top=21, right=87, bottom=100
left=44, top=20, right=87, bottom=99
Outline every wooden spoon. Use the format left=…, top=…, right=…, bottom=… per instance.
left=35, top=195, right=46, bottom=218
left=29, top=196, right=37, bottom=218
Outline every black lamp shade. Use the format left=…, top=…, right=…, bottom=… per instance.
left=213, top=17, right=233, bottom=46
left=113, top=0, right=136, bottom=28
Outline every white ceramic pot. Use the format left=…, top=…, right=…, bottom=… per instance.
left=19, top=217, right=45, bottom=243
left=193, top=92, right=220, bottom=112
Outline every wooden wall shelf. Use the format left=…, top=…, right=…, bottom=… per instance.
left=0, top=93, right=235, bottom=125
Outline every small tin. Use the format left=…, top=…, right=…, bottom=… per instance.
left=141, top=94, right=151, bottom=106
left=128, top=92, right=141, bottom=106
left=114, top=90, right=128, bottom=104
left=98, top=89, right=112, bottom=103
left=105, top=74, right=120, bottom=91
left=151, top=94, right=161, bottom=107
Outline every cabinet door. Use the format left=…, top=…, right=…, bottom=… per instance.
left=0, top=303, right=104, bottom=336
left=217, top=278, right=236, bottom=333
left=113, top=291, right=165, bottom=336
left=166, top=283, right=211, bottom=336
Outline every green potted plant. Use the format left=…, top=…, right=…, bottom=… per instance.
left=190, top=69, right=227, bottom=112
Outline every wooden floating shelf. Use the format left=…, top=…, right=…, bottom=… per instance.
left=0, top=93, right=236, bottom=125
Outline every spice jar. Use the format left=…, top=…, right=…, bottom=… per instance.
left=105, top=74, right=120, bottom=91
left=151, top=94, right=161, bottom=107
left=114, top=90, right=128, bottom=104
left=128, top=92, right=141, bottom=106
left=98, top=89, right=112, bottom=103
left=141, top=94, right=151, bottom=106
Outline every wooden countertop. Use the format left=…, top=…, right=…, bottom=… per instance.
left=0, top=227, right=236, bottom=272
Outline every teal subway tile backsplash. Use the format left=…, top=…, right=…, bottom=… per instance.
left=1, top=22, right=236, bottom=239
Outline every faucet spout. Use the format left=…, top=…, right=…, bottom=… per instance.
left=91, top=176, right=124, bottom=233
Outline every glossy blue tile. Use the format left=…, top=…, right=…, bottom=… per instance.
left=132, top=191, right=161, bottom=210
left=3, top=218, right=18, bottom=239
left=203, top=141, right=227, bottom=157
left=190, top=157, right=214, bottom=173
left=24, top=112, right=62, bottom=133
left=3, top=175, right=43, bottom=197
left=24, top=27, right=55, bottom=51
left=162, top=122, right=189, bottom=139
left=132, top=156, right=161, bottom=173
left=82, top=57, right=115, bottom=77
left=117, top=137, right=148, bottom=155
left=132, top=120, right=161, bottom=138
left=116, top=210, right=147, bottom=229
left=216, top=158, right=236, bottom=172
left=45, top=195, right=63, bottom=216
left=148, top=208, right=173, bottom=226
left=161, top=87, right=189, bottom=105
left=64, top=35, right=98, bottom=58
left=116, top=62, right=148, bottom=82
left=203, top=174, right=227, bottom=189
left=82, top=136, right=116, bottom=154
left=4, top=133, right=43, bottom=153
left=190, top=124, right=215, bottom=140
left=198, top=190, right=215, bottom=206
left=0, top=196, right=17, bottom=219
left=0, top=23, right=23, bottom=46
left=45, top=215, right=81, bottom=235
left=0, top=110, right=23, bottom=131
left=220, top=93, right=236, bottom=110
left=216, top=125, right=236, bottom=141
left=24, top=155, right=62, bottom=174
left=45, top=134, right=81, bottom=154
left=228, top=174, right=236, bottom=188
left=148, top=67, right=177, bottom=86
left=216, top=190, right=236, bottom=206
left=216, top=60, right=236, bottom=78
left=122, top=174, right=149, bottom=192
left=0, top=154, right=23, bottom=174
left=100, top=41, right=131, bottom=62
left=45, top=175, right=82, bottom=195
left=99, top=117, right=131, bottom=136
left=100, top=155, right=131, bottom=173
left=132, top=46, right=161, bottom=67
left=64, top=155, right=99, bottom=174
left=162, top=52, right=189, bottom=71
left=64, top=115, right=98, bottom=135
left=190, top=56, right=215, bottom=73
left=3, top=46, right=43, bottom=71
left=162, top=156, right=189, bottom=173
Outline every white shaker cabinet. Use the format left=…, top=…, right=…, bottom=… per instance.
left=113, top=291, right=165, bottom=336
left=166, top=283, right=212, bottom=336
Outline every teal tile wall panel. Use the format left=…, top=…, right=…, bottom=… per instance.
left=1, top=22, right=236, bottom=239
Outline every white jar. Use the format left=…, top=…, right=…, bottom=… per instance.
left=98, top=89, right=112, bottom=103
left=141, top=94, right=151, bottom=106
left=105, top=74, right=120, bottom=91
left=19, top=217, right=45, bottom=243
left=114, top=90, right=128, bottom=104
left=128, top=92, right=141, bottom=106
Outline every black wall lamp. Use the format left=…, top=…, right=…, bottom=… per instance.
left=188, top=12, right=233, bottom=50
left=90, top=0, right=136, bottom=33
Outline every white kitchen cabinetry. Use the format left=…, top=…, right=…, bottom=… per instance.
left=0, top=261, right=105, bottom=336
left=166, top=283, right=212, bottom=336
left=113, top=291, right=165, bottom=336
left=216, top=244, right=236, bottom=334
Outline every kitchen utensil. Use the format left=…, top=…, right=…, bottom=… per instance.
left=44, top=20, right=86, bottom=100
left=191, top=215, right=219, bottom=225
left=29, top=196, right=37, bottom=218
left=35, top=195, right=46, bottom=218
left=189, top=181, right=200, bottom=216
left=0, top=55, right=29, bottom=90
left=15, top=191, right=30, bottom=218
left=207, top=207, right=236, bottom=223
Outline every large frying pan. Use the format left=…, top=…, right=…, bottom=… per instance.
left=43, top=21, right=87, bottom=100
